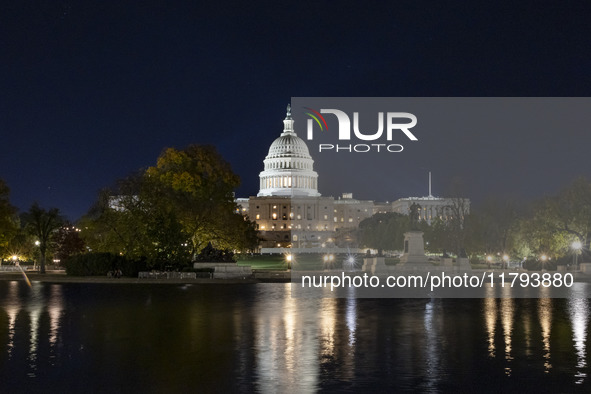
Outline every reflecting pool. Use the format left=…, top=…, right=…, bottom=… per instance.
left=0, top=281, right=590, bottom=392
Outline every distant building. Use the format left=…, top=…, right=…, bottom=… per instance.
left=391, top=196, right=470, bottom=225
left=108, top=195, right=138, bottom=212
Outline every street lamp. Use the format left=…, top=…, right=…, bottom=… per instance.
left=502, top=254, right=509, bottom=269
left=572, top=240, right=583, bottom=268
left=538, top=254, right=548, bottom=272
left=34, top=240, right=41, bottom=270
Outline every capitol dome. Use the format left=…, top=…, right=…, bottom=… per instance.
left=257, top=104, right=320, bottom=197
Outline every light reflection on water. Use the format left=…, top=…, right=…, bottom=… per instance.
left=568, top=298, right=589, bottom=385
left=5, top=281, right=19, bottom=358
left=484, top=297, right=497, bottom=358
left=501, top=296, right=514, bottom=376
left=0, top=281, right=589, bottom=392
left=254, top=284, right=320, bottom=392
left=423, top=299, right=440, bottom=392
left=539, top=297, right=553, bottom=373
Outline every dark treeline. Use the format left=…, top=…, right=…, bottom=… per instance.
left=0, top=144, right=258, bottom=274
left=358, top=177, right=591, bottom=265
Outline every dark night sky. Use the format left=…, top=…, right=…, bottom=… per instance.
left=1, top=1, right=590, bottom=221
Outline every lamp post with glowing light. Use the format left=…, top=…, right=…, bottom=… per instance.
left=572, top=240, right=583, bottom=269
left=502, top=254, right=509, bottom=269
left=540, top=254, right=549, bottom=272
left=323, top=254, right=335, bottom=270
left=540, top=254, right=548, bottom=270
left=34, top=240, right=41, bottom=271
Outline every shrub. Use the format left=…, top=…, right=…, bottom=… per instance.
left=181, top=266, right=214, bottom=273
left=194, top=243, right=235, bottom=262
left=523, top=258, right=557, bottom=271
left=64, top=252, right=148, bottom=276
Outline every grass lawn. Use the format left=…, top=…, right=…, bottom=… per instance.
left=236, top=254, right=288, bottom=270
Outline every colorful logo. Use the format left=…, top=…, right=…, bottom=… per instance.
left=303, top=107, right=328, bottom=131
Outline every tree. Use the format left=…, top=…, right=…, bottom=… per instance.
left=442, top=177, right=471, bottom=255
left=359, top=212, right=408, bottom=253
left=518, top=177, right=591, bottom=260
left=144, top=145, right=258, bottom=252
left=464, top=197, right=521, bottom=256
left=22, top=203, right=64, bottom=273
left=54, top=223, right=86, bottom=263
left=422, top=217, right=448, bottom=253
left=80, top=177, right=153, bottom=258
left=0, top=178, right=19, bottom=259
left=80, top=180, right=193, bottom=269
left=80, top=145, right=258, bottom=269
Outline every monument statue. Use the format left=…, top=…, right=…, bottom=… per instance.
left=409, top=203, right=421, bottom=230
left=400, top=203, right=428, bottom=265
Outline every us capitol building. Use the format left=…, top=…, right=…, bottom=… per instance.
left=236, top=105, right=469, bottom=250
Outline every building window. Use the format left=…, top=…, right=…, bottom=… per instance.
left=324, top=214, right=328, bottom=220
left=256, top=214, right=260, bottom=220
left=272, top=213, right=277, bottom=220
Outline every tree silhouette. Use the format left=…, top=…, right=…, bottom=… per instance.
left=22, top=203, right=64, bottom=273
